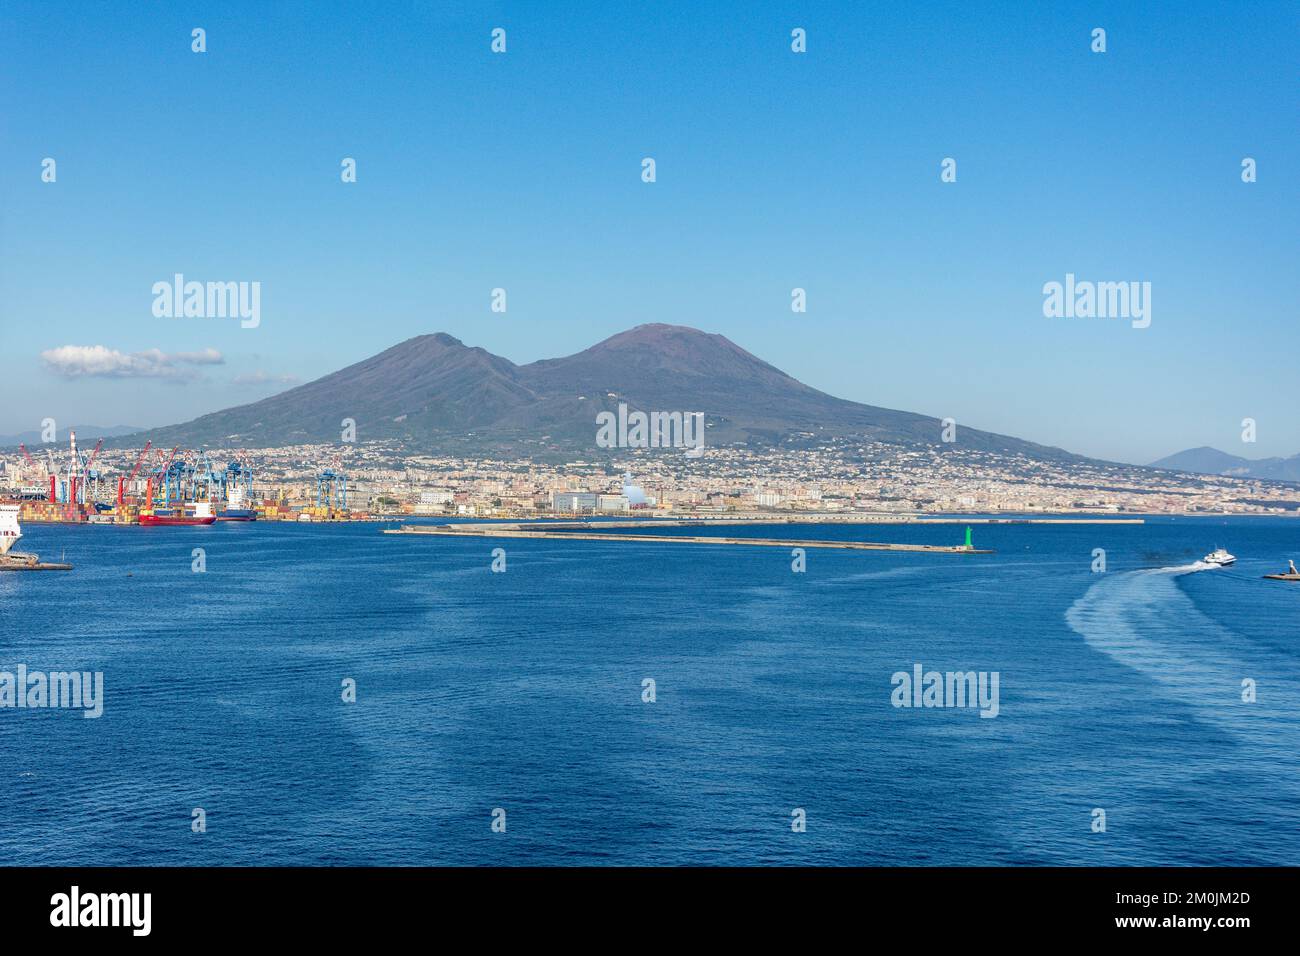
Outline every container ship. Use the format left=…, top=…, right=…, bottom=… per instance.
left=139, top=500, right=217, bottom=526
left=216, top=485, right=257, bottom=521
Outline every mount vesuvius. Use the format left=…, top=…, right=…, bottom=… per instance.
left=118, top=324, right=1079, bottom=460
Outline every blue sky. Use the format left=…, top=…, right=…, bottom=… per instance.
left=1, top=0, right=1295, bottom=462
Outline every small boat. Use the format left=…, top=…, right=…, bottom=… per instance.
left=139, top=501, right=217, bottom=526
left=1263, top=559, right=1300, bottom=582
left=0, top=504, right=72, bottom=570
left=1203, top=547, right=1236, bottom=566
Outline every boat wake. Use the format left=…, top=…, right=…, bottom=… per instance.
left=1065, top=563, right=1300, bottom=768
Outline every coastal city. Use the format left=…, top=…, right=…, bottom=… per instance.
left=2, top=0, right=1296, bottom=915
left=2, top=433, right=1296, bottom=524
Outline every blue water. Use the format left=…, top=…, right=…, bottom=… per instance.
left=1, top=516, right=1297, bottom=865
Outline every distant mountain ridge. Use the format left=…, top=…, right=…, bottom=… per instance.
left=101, top=324, right=1082, bottom=460
left=1150, top=446, right=1300, bottom=483
left=0, top=424, right=142, bottom=447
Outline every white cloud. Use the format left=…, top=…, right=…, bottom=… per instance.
left=40, top=344, right=225, bottom=380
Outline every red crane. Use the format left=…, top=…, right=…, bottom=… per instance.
left=140, top=446, right=178, bottom=512
left=118, top=441, right=153, bottom=506
left=127, top=441, right=153, bottom=483
left=83, top=438, right=104, bottom=472
left=18, top=443, right=35, bottom=467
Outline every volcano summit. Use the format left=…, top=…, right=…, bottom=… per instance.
left=118, top=324, right=1079, bottom=461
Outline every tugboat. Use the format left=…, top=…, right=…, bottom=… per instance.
left=0, top=504, right=72, bottom=570
left=1263, top=559, right=1300, bottom=582
left=1202, top=547, right=1236, bottom=567
left=139, top=500, right=217, bottom=526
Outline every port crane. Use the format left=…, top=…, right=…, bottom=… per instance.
left=316, top=468, right=348, bottom=510
left=162, top=455, right=197, bottom=507
left=44, top=449, right=58, bottom=501
left=51, top=433, right=104, bottom=505
left=17, top=444, right=39, bottom=486
left=143, top=447, right=179, bottom=510
left=11, top=444, right=49, bottom=499
left=117, top=441, right=152, bottom=505
left=191, top=452, right=221, bottom=503
left=82, top=437, right=106, bottom=504
left=81, top=438, right=105, bottom=504
left=222, top=459, right=254, bottom=501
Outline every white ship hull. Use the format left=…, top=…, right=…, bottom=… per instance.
left=0, top=504, right=71, bottom=569
left=0, top=504, right=22, bottom=556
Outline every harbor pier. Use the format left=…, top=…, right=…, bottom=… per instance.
left=385, top=522, right=994, bottom=553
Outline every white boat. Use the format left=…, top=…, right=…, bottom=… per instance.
left=1203, top=548, right=1236, bottom=566
left=0, top=504, right=21, bottom=555
left=0, top=504, right=72, bottom=570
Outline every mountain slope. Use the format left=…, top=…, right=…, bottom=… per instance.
left=131, top=333, right=533, bottom=447
left=1150, top=446, right=1300, bottom=482
left=112, top=324, right=1082, bottom=459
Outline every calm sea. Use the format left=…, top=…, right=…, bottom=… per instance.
left=2, top=516, right=1297, bottom=865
